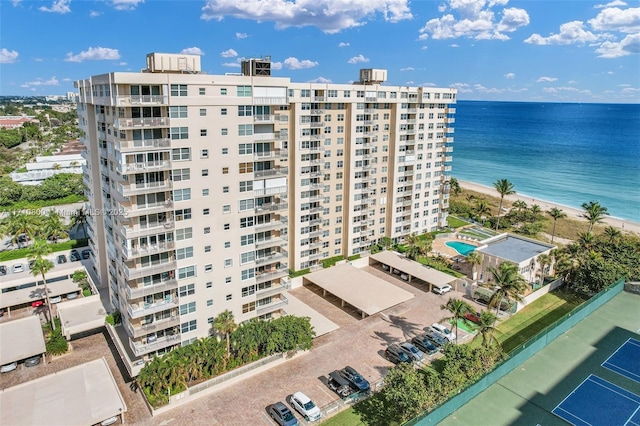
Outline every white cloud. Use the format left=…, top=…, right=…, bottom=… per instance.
left=589, top=7, right=640, bottom=33
left=284, top=57, right=318, bottom=69
left=474, top=83, right=505, bottom=94
left=12, top=0, right=22, bottom=6
left=0, top=48, right=19, bottom=64
left=33, top=58, right=44, bottom=62
left=405, top=80, right=415, bottom=85
left=450, top=82, right=472, bottom=93
left=543, top=86, right=592, bottom=94
left=537, top=76, right=558, bottom=82
left=39, top=0, right=70, bottom=13
left=220, top=48, right=238, bottom=57
left=308, top=76, right=332, bottom=83
left=236, top=32, right=248, bottom=39
left=419, top=0, right=529, bottom=41
left=21, top=76, right=60, bottom=88
left=449, top=43, right=459, bottom=47
left=222, top=62, right=241, bottom=68
left=111, top=0, right=144, bottom=10
left=65, top=47, right=121, bottom=62
left=400, top=67, right=415, bottom=71
left=201, top=0, right=412, bottom=33
left=420, top=82, right=437, bottom=87
left=347, top=54, right=369, bottom=64
left=338, top=42, right=350, bottom=47
left=118, top=61, right=128, bottom=66
left=596, top=32, right=640, bottom=57
left=89, top=10, right=101, bottom=17
left=569, top=80, right=578, bottom=84
left=504, top=72, right=515, bottom=79
left=181, top=47, right=205, bottom=55
left=525, top=21, right=601, bottom=45
left=271, top=61, right=283, bottom=70
left=421, top=46, right=428, bottom=50
left=595, top=1, right=627, bottom=9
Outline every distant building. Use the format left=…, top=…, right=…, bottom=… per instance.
left=10, top=153, right=86, bottom=185
left=0, top=116, right=36, bottom=129
left=67, top=92, right=79, bottom=103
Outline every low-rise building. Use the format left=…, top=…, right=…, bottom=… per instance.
left=10, top=153, right=85, bottom=185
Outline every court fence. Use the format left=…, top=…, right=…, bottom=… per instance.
left=405, top=278, right=625, bottom=425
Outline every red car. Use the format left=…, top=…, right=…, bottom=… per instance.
left=464, top=311, right=482, bottom=324
left=31, top=300, right=44, bottom=308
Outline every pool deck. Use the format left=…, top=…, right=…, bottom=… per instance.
left=432, top=236, right=480, bottom=258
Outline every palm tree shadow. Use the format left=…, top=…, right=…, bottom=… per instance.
left=380, top=314, right=423, bottom=341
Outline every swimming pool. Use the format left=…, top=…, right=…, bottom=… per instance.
left=445, top=241, right=477, bottom=256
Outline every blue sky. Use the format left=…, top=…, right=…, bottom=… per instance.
left=1, top=0, right=639, bottom=103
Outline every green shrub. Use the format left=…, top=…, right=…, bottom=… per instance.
left=0, top=239, right=88, bottom=262
left=322, top=255, right=345, bottom=268
left=289, top=268, right=310, bottom=278
left=46, top=329, right=68, bottom=355
left=82, top=289, right=92, bottom=297
left=347, top=254, right=361, bottom=261
left=105, top=310, right=122, bottom=326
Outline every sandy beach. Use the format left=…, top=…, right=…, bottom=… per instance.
left=458, top=180, right=640, bottom=236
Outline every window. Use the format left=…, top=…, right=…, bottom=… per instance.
left=238, top=124, right=253, bottom=136
left=225, top=258, right=233, bottom=267
left=205, top=245, right=211, bottom=253
left=337, top=126, right=344, bottom=133
left=222, top=167, right=229, bottom=174
left=174, top=208, right=192, bottom=221
left=180, top=320, right=197, bottom=333
left=200, top=129, right=207, bottom=137
left=242, top=285, right=256, bottom=297
left=238, top=105, right=252, bottom=116
left=222, top=148, right=228, bottom=155
left=170, top=84, right=187, bottom=96
left=172, top=147, right=190, bottom=160
left=199, top=108, right=206, bottom=116
left=237, top=86, right=252, bottom=96
left=202, top=169, right=209, bottom=177
left=178, top=266, right=196, bottom=279
left=239, top=199, right=254, bottom=211
left=241, top=234, right=255, bottom=246
left=206, top=281, right=213, bottom=288
left=242, top=302, right=256, bottom=313
left=220, top=88, right=227, bottom=95
left=207, top=299, right=213, bottom=307
left=199, top=87, right=206, bottom=95
left=179, top=301, right=196, bottom=315
left=224, top=223, right=230, bottom=230
left=241, top=268, right=255, bottom=280
left=202, top=189, right=210, bottom=197
left=226, top=294, right=233, bottom=301
left=173, top=188, right=191, bottom=202
left=240, top=252, right=254, bottom=264
left=223, top=186, right=229, bottom=193
left=225, top=276, right=232, bottom=284
left=169, top=106, right=188, bottom=118
left=172, top=168, right=190, bottom=181
left=223, top=205, right=231, bottom=213
left=205, top=264, right=213, bottom=272
left=170, top=127, right=189, bottom=140
left=239, top=162, right=253, bottom=173
left=176, top=227, right=193, bottom=240
left=239, top=143, right=253, bottom=155
left=204, top=227, right=211, bottom=234
left=221, top=108, right=227, bottom=115
left=224, top=241, right=231, bottom=248
left=201, top=149, right=209, bottom=158
left=221, top=128, right=228, bottom=136
left=239, top=181, right=253, bottom=192
left=179, top=283, right=195, bottom=296
left=203, top=208, right=210, bottom=215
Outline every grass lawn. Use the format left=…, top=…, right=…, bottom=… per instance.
left=495, top=288, right=587, bottom=353
left=321, top=408, right=364, bottom=426
left=447, top=216, right=470, bottom=229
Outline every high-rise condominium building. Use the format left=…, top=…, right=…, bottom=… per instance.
left=75, top=53, right=456, bottom=376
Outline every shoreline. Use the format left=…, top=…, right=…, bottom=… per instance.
left=458, top=180, right=640, bottom=235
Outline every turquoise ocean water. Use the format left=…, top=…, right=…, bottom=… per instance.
left=451, top=101, right=640, bottom=222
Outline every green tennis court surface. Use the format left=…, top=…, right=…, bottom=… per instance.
left=440, top=292, right=640, bottom=425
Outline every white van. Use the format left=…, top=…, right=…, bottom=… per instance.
left=430, top=323, right=456, bottom=342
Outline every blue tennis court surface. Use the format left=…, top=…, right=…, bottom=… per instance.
left=553, top=375, right=640, bottom=426
left=603, top=338, right=640, bottom=384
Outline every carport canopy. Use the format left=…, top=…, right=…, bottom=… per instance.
left=371, top=251, right=457, bottom=289
left=283, top=293, right=339, bottom=337
left=304, top=263, right=414, bottom=316
left=57, top=295, right=107, bottom=339
left=0, top=357, right=127, bottom=426
left=0, top=316, right=46, bottom=365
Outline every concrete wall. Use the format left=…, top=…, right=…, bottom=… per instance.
left=516, top=278, right=564, bottom=311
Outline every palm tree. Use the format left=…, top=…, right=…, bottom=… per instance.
left=43, top=210, right=68, bottom=243
left=466, top=251, right=482, bottom=281
left=380, top=236, right=393, bottom=251
left=577, top=231, right=596, bottom=250
left=440, top=298, right=472, bottom=344
left=405, top=234, right=431, bottom=261
left=581, top=201, right=609, bottom=233
left=530, top=204, right=542, bottom=218
left=603, top=226, right=621, bottom=243
left=547, top=207, right=567, bottom=243
left=512, top=200, right=527, bottom=211
left=537, top=254, right=552, bottom=285
left=213, top=310, right=237, bottom=359
left=27, top=239, right=56, bottom=329
left=476, top=310, right=497, bottom=347
left=69, top=207, right=88, bottom=239
left=465, top=194, right=475, bottom=204
left=474, top=199, right=492, bottom=220
left=0, top=211, right=40, bottom=248
left=493, top=179, right=515, bottom=231
left=449, top=177, right=461, bottom=197
left=487, top=262, right=526, bottom=343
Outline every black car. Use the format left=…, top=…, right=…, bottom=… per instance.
left=340, top=366, right=370, bottom=392
left=328, top=370, right=354, bottom=397
left=0, top=265, right=6, bottom=276
left=423, top=329, right=448, bottom=347
left=24, top=356, right=41, bottom=367
left=412, top=334, right=439, bottom=355
left=82, top=249, right=91, bottom=259
left=70, top=250, right=81, bottom=262
left=57, top=254, right=67, bottom=264
left=385, top=344, right=412, bottom=364
left=268, top=402, right=299, bottom=426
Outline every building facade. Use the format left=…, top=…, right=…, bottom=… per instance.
left=75, top=53, right=456, bottom=373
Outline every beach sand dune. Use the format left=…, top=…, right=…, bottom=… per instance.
left=459, top=180, right=640, bottom=235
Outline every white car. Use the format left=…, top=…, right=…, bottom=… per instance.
left=1, top=362, right=17, bottom=373
left=50, top=295, right=62, bottom=304
left=433, top=284, right=452, bottom=295
left=290, top=391, right=322, bottom=422
left=12, top=264, right=24, bottom=274
left=431, top=323, right=456, bottom=342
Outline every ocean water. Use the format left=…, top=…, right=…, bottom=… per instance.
left=451, top=101, right=640, bottom=222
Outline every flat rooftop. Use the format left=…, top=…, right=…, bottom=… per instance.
left=57, top=295, right=107, bottom=339
left=371, top=251, right=457, bottom=288
left=477, top=234, right=555, bottom=263
left=283, top=293, right=339, bottom=337
left=0, top=316, right=46, bottom=365
left=0, top=357, right=127, bottom=426
left=303, top=263, right=414, bottom=316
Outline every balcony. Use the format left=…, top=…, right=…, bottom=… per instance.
left=116, top=138, right=171, bottom=153
left=114, top=117, right=170, bottom=130
left=253, top=97, right=288, bottom=105
left=122, top=240, right=175, bottom=260
left=121, top=160, right=171, bottom=173
left=253, top=132, right=276, bottom=141
left=257, top=296, right=289, bottom=315
left=118, top=180, right=172, bottom=197
left=126, top=297, right=178, bottom=319
left=255, top=218, right=288, bottom=232
left=255, top=267, right=289, bottom=284
left=403, top=169, right=414, bottom=176
left=126, top=316, right=180, bottom=339
left=253, top=114, right=276, bottom=123
left=255, top=236, right=288, bottom=249
left=121, top=221, right=175, bottom=239
left=254, top=149, right=288, bottom=160
left=130, top=333, right=181, bottom=357
left=311, top=109, right=324, bottom=115
left=407, top=108, right=417, bottom=113
left=256, top=251, right=288, bottom=266
left=120, top=199, right=173, bottom=217
left=255, top=202, right=288, bottom=213
left=256, top=283, right=287, bottom=298
left=123, top=259, right=176, bottom=280
left=126, top=278, right=178, bottom=300
left=310, top=122, right=324, bottom=128
left=115, top=95, right=166, bottom=106
left=254, top=167, right=288, bottom=178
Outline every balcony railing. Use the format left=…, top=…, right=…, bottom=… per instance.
left=130, top=333, right=181, bottom=357
left=256, top=284, right=287, bottom=298
left=254, top=167, right=288, bottom=178
left=114, top=117, right=170, bottom=130
left=122, top=240, right=175, bottom=260
left=119, top=199, right=173, bottom=217
left=254, top=149, right=288, bottom=160
left=116, top=138, right=171, bottom=152
left=126, top=316, right=180, bottom=339
left=120, top=221, right=175, bottom=239
left=255, top=202, right=288, bottom=213
left=255, top=267, right=289, bottom=284
left=121, top=160, right=171, bottom=173
left=253, top=97, right=288, bottom=105
left=310, top=122, right=324, bottom=128
left=126, top=278, right=178, bottom=300
left=257, top=296, right=289, bottom=315
left=254, top=219, right=288, bottom=232
left=123, top=259, right=176, bottom=280
left=126, top=297, right=178, bottom=319
left=119, top=180, right=172, bottom=197
left=115, top=95, right=166, bottom=105
left=255, top=251, right=288, bottom=266
left=255, top=236, right=288, bottom=249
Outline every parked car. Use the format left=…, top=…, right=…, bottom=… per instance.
left=464, top=311, right=482, bottom=324
left=66, top=292, right=78, bottom=300
left=70, top=250, right=81, bottom=262
left=399, top=342, right=424, bottom=361
left=1, top=362, right=17, bottom=373
left=101, top=417, right=119, bottom=426
left=0, top=265, right=6, bottom=276
left=340, top=366, right=370, bottom=392
left=268, top=402, right=299, bottom=426
left=12, top=264, right=24, bottom=274
left=328, top=371, right=354, bottom=397
left=433, top=284, right=453, bottom=295
left=430, top=323, right=456, bottom=342
left=57, top=254, right=67, bottom=264
left=392, top=268, right=401, bottom=275
left=385, top=344, right=412, bottom=364
left=400, top=273, right=409, bottom=281
left=290, top=392, right=322, bottom=422
left=382, top=264, right=390, bottom=271
left=24, top=356, right=41, bottom=367
left=82, top=249, right=91, bottom=259
left=31, top=300, right=44, bottom=308
left=412, top=334, right=439, bottom=355
left=423, top=329, right=448, bottom=347
left=50, top=295, right=62, bottom=304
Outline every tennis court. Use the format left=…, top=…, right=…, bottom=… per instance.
left=553, top=374, right=640, bottom=426
left=602, top=338, right=640, bottom=384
